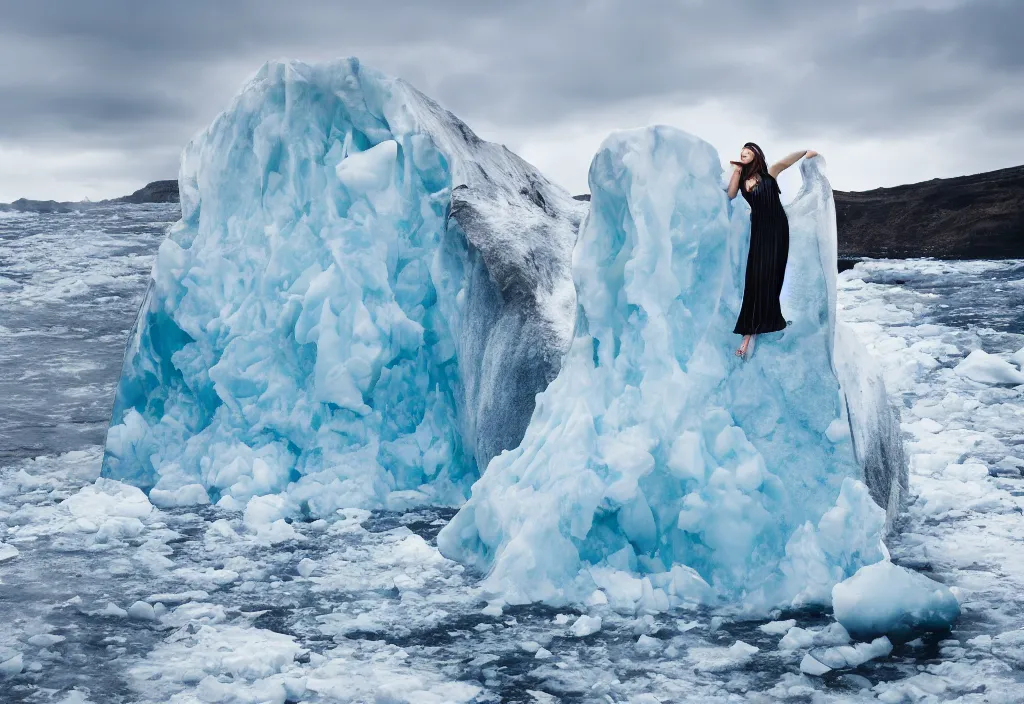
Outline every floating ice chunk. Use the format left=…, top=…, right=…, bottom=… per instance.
left=206, top=519, right=240, bottom=541
left=63, top=479, right=152, bottom=521
left=759, top=619, right=797, bottom=635
left=262, top=520, right=303, bottom=545
left=439, top=127, right=896, bottom=610
left=297, top=558, right=317, bottom=577
left=0, top=543, right=18, bottom=562
left=569, top=615, right=602, bottom=637
left=689, top=641, right=759, bottom=672
left=27, top=634, right=65, bottom=648
left=800, top=636, right=893, bottom=675
left=966, top=634, right=992, bottom=650
left=954, top=349, right=1024, bottom=385
left=534, top=648, right=553, bottom=659
left=174, top=567, right=240, bottom=588
left=102, top=58, right=582, bottom=515
left=145, top=590, right=209, bottom=605
left=630, top=614, right=660, bottom=636
left=944, top=462, right=989, bottom=481
left=467, top=653, right=499, bottom=668
left=149, top=483, right=210, bottom=508
left=779, top=622, right=851, bottom=651
left=130, top=624, right=304, bottom=688
left=127, top=601, right=157, bottom=621
left=242, top=494, right=305, bottom=544
left=798, top=652, right=832, bottom=676
left=0, top=653, right=23, bottom=677
left=991, top=629, right=1024, bottom=667
left=767, top=673, right=819, bottom=699
left=636, top=634, right=663, bottom=653
left=158, top=602, right=228, bottom=630
left=1010, top=345, right=1024, bottom=369
left=59, top=480, right=152, bottom=543
left=56, top=689, right=95, bottom=704
left=832, top=561, right=961, bottom=638
left=779, top=627, right=817, bottom=651
left=243, top=489, right=289, bottom=529
left=93, top=602, right=128, bottom=618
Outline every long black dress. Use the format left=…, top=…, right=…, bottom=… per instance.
left=733, top=173, right=789, bottom=335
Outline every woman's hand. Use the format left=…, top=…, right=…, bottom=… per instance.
left=805, top=150, right=818, bottom=159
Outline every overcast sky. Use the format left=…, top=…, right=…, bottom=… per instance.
left=0, top=0, right=1021, bottom=202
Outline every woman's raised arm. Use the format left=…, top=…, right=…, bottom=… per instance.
left=727, top=163, right=742, bottom=199
left=769, top=149, right=817, bottom=178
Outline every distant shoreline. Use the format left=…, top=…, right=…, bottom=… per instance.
left=0, top=180, right=179, bottom=213
left=5, top=164, right=1022, bottom=261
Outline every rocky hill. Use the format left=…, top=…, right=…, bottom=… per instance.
left=0, top=180, right=180, bottom=212
left=833, top=165, right=1024, bottom=260
left=118, top=180, right=179, bottom=204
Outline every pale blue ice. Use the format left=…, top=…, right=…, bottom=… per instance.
left=102, top=58, right=582, bottom=514
left=438, top=127, right=901, bottom=611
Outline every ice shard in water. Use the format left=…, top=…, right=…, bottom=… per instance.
left=438, top=126, right=905, bottom=610
left=102, top=59, right=583, bottom=514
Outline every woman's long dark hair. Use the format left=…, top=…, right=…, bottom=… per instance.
left=740, top=142, right=777, bottom=192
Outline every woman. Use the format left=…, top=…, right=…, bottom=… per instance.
left=727, top=143, right=817, bottom=358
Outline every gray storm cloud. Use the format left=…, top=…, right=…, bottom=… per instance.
left=0, top=0, right=1020, bottom=199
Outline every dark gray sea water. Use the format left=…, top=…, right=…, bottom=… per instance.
left=851, top=258, right=1024, bottom=335
left=1, top=205, right=1022, bottom=702
left=0, top=205, right=178, bottom=464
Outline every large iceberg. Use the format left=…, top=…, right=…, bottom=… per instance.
left=102, top=59, right=583, bottom=513
left=102, top=58, right=907, bottom=611
left=438, top=127, right=906, bottom=610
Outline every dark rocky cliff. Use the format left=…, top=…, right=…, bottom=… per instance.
left=0, top=180, right=180, bottom=212
left=116, top=180, right=180, bottom=204
left=834, top=165, right=1024, bottom=260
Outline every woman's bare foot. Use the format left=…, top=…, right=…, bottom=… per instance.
left=735, top=335, right=751, bottom=357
